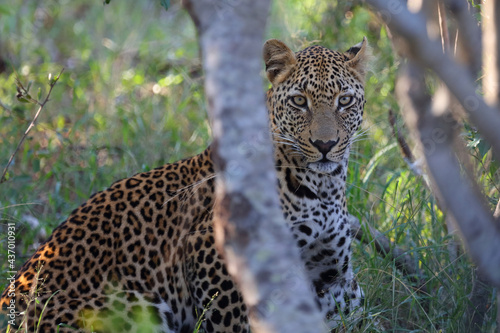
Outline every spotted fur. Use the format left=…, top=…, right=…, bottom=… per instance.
left=0, top=38, right=369, bottom=332
left=266, top=38, right=368, bottom=329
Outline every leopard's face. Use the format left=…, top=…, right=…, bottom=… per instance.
left=0, top=39, right=370, bottom=333
left=265, top=40, right=368, bottom=173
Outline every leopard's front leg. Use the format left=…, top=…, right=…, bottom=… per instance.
left=293, top=216, right=364, bottom=328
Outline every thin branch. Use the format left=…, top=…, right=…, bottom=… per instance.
left=389, top=108, right=462, bottom=262
left=443, top=0, right=482, bottom=75
left=495, top=198, right=500, bottom=220
left=396, top=62, right=500, bottom=287
left=388, top=109, right=417, bottom=171
left=438, top=1, right=450, bottom=52
left=364, top=0, right=500, bottom=160
left=0, top=69, right=64, bottom=184
left=349, top=214, right=427, bottom=292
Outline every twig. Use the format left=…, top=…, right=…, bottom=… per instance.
left=495, top=197, right=500, bottom=220
left=438, top=1, right=450, bottom=53
left=0, top=68, right=64, bottom=184
left=443, top=0, right=482, bottom=75
left=348, top=214, right=427, bottom=293
left=388, top=109, right=417, bottom=169
left=397, top=61, right=500, bottom=287
left=389, top=108, right=463, bottom=264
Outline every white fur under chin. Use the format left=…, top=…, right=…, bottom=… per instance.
left=307, top=161, right=340, bottom=173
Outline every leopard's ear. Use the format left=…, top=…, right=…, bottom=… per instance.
left=344, top=37, right=370, bottom=81
left=263, top=39, right=297, bottom=86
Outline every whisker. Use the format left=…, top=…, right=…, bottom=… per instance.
left=274, top=140, right=296, bottom=146
left=163, top=174, right=217, bottom=205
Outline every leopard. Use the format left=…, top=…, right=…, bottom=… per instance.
left=0, top=37, right=369, bottom=332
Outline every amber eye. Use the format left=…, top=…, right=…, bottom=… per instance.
left=338, top=96, right=354, bottom=107
left=291, top=95, right=307, bottom=108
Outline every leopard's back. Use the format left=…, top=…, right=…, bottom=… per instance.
left=0, top=147, right=248, bottom=332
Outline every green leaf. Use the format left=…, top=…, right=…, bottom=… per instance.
left=0, top=4, right=12, bottom=15
left=17, top=96, right=31, bottom=103
left=477, top=139, right=491, bottom=159
left=160, top=0, right=170, bottom=10
left=103, top=0, right=111, bottom=4
left=466, top=137, right=481, bottom=149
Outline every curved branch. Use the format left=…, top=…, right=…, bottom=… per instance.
left=364, top=0, right=500, bottom=160
left=1, top=69, right=64, bottom=184
left=396, top=62, right=500, bottom=288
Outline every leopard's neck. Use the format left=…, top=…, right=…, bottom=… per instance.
left=273, top=142, right=354, bottom=294
left=274, top=142, right=350, bottom=203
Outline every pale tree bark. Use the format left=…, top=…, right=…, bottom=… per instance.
left=395, top=62, right=498, bottom=331
left=182, top=1, right=324, bottom=332
left=366, top=0, right=500, bottom=286
left=435, top=0, right=462, bottom=265
left=433, top=3, right=489, bottom=326
left=483, top=0, right=500, bottom=105
left=444, top=0, right=482, bottom=75
left=418, top=0, right=465, bottom=266
left=483, top=2, right=500, bottom=331
left=365, top=0, right=500, bottom=159
left=364, top=0, right=500, bottom=329
left=464, top=1, right=500, bottom=329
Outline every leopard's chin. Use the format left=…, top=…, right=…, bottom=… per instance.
left=307, top=161, right=343, bottom=174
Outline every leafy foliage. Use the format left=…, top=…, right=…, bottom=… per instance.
left=0, top=0, right=498, bottom=331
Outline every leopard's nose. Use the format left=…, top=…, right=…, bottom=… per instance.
left=311, top=138, right=339, bottom=156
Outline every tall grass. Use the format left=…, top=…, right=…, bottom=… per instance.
left=0, top=0, right=498, bottom=331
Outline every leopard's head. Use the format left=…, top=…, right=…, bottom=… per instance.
left=264, top=39, right=369, bottom=173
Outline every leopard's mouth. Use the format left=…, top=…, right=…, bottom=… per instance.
left=307, top=161, right=342, bottom=174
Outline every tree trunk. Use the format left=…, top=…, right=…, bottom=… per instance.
left=482, top=3, right=500, bottom=331
left=366, top=0, right=500, bottom=291
left=182, top=1, right=324, bottom=332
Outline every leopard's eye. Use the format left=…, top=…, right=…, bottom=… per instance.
left=291, top=95, right=307, bottom=108
left=338, top=96, right=354, bottom=107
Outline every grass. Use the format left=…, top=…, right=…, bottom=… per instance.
left=1, top=0, right=498, bottom=332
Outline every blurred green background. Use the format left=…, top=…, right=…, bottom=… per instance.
left=0, top=0, right=498, bottom=331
